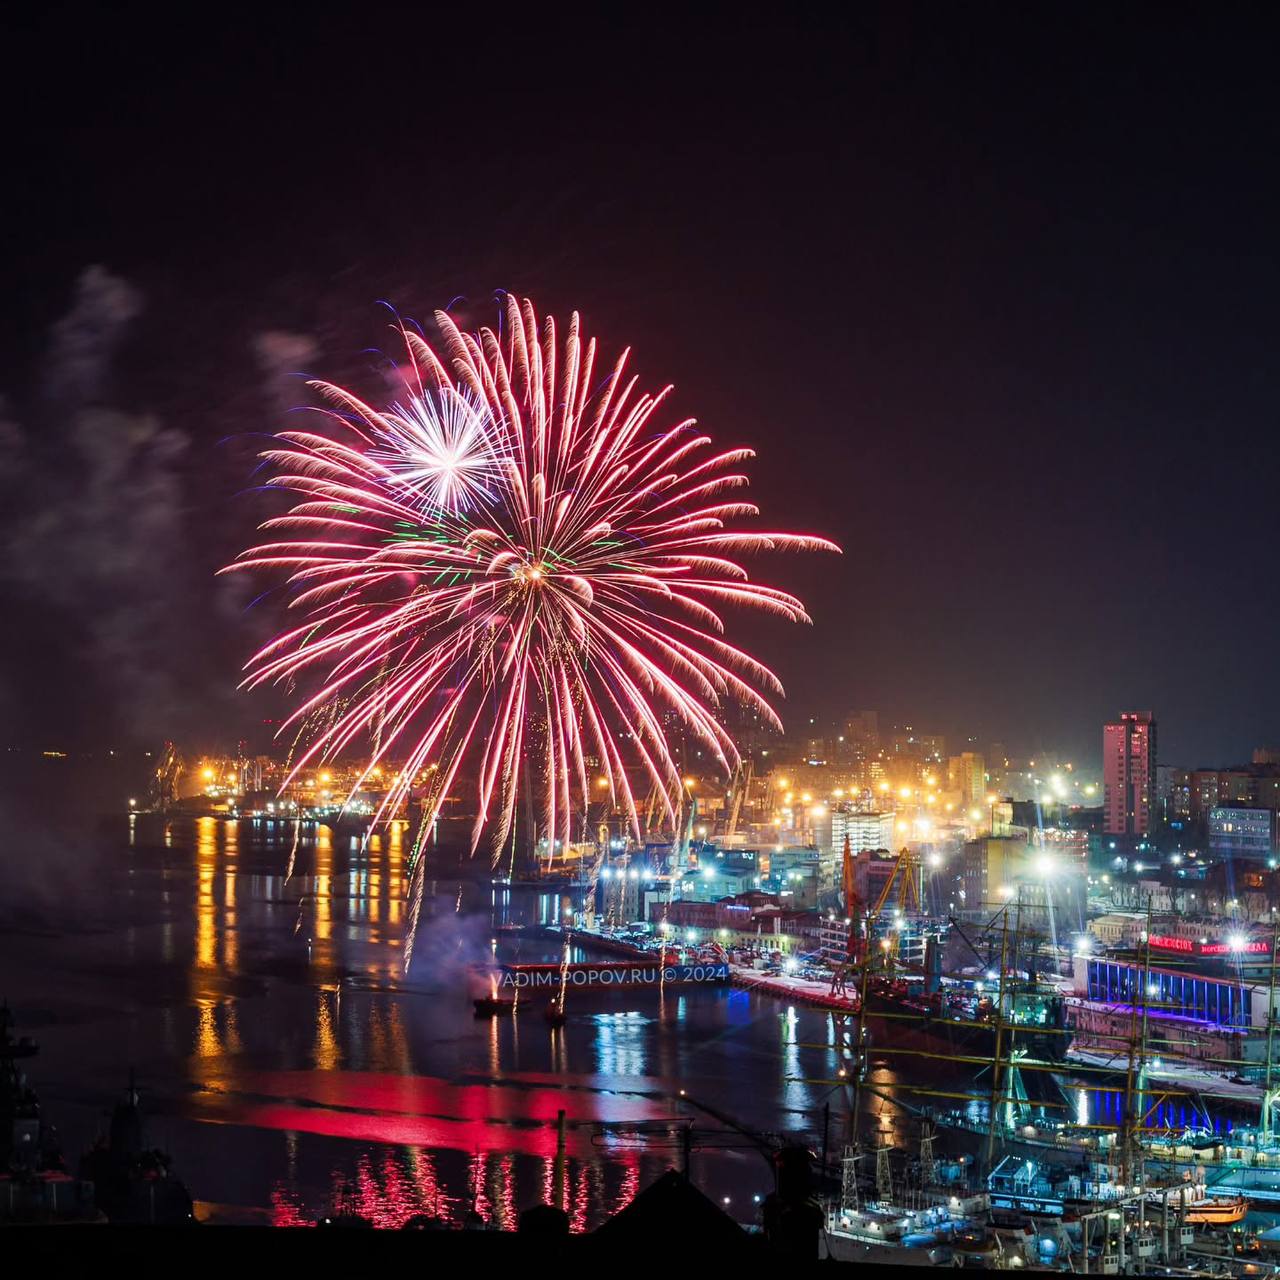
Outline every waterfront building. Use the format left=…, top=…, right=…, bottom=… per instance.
left=1072, top=955, right=1277, bottom=1068
left=656, top=894, right=821, bottom=954
left=816, top=912, right=931, bottom=969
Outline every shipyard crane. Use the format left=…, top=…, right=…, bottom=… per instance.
left=723, top=758, right=754, bottom=842
left=871, top=847, right=922, bottom=917
left=148, top=742, right=183, bottom=811
left=828, top=836, right=864, bottom=999
left=829, top=845, right=926, bottom=997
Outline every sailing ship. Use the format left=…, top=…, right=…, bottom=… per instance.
left=822, top=1133, right=989, bottom=1265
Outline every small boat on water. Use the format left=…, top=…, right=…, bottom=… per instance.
left=1185, top=1195, right=1249, bottom=1225
left=473, top=994, right=515, bottom=1017
left=469, top=967, right=517, bottom=1017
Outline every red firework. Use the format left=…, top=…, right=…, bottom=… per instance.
left=224, top=295, right=839, bottom=865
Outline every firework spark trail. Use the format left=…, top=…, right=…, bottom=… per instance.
left=401, top=807, right=432, bottom=968
left=556, top=937, right=571, bottom=1016
left=285, top=811, right=302, bottom=884
left=226, top=296, right=838, bottom=969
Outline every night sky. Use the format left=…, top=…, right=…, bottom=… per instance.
left=4, top=6, right=1279, bottom=768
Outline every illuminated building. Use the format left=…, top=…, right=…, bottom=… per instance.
left=1076, top=955, right=1264, bottom=1028
left=1103, top=711, right=1156, bottom=837
left=1087, top=912, right=1149, bottom=948
left=1207, top=806, right=1275, bottom=860
left=960, top=833, right=1029, bottom=912
left=1071, top=954, right=1265, bottom=1065
left=1171, top=765, right=1280, bottom=819
left=947, top=751, right=986, bottom=812
left=821, top=809, right=896, bottom=859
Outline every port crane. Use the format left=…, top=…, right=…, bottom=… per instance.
left=828, top=836, right=864, bottom=999
left=869, top=846, right=922, bottom=917
left=722, top=757, right=754, bottom=842
left=148, top=742, right=183, bottom=811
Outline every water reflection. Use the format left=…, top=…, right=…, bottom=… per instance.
left=10, top=811, right=1105, bottom=1227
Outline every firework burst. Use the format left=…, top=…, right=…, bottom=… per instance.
left=226, top=295, right=838, bottom=942
left=368, top=384, right=502, bottom=515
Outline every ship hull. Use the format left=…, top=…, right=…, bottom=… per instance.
left=858, top=1002, right=1070, bottom=1106
left=861, top=1004, right=1070, bottom=1062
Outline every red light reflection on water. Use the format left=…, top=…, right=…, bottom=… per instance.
left=570, top=1161, right=591, bottom=1233
left=270, top=1185, right=312, bottom=1227
left=468, top=1151, right=490, bottom=1223
left=268, top=1145, right=639, bottom=1231
left=270, top=1148, right=455, bottom=1228
left=612, top=1156, right=640, bottom=1217
left=202, top=1068, right=666, bottom=1159
left=493, top=1153, right=516, bottom=1229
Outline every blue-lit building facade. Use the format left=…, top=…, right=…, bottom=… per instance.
left=1072, top=953, right=1274, bottom=1069
left=1079, top=956, right=1258, bottom=1027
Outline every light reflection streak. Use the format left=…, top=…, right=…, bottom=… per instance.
left=570, top=1161, right=590, bottom=1233
left=468, top=1151, right=490, bottom=1222
left=313, top=990, right=339, bottom=1072
left=492, top=1154, right=516, bottom=1229
left=267, top=1145, right=647, bottom=1230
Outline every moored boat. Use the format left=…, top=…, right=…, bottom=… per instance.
left=1184, top=1194, right=1248, bottom=1225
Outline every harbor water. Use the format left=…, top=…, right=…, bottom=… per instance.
left=2, top=783, right=1273, bottom=1230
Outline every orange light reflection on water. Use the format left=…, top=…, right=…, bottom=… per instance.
left=181, top=815, right=656, bottom=1230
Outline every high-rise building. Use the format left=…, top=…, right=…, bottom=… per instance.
left=1103, top=711, right=1156, bottom=837
left=948, top=751, right=986, bottom=811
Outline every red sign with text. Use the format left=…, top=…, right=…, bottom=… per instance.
left=1148, top=934, right=1270, bottom=957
